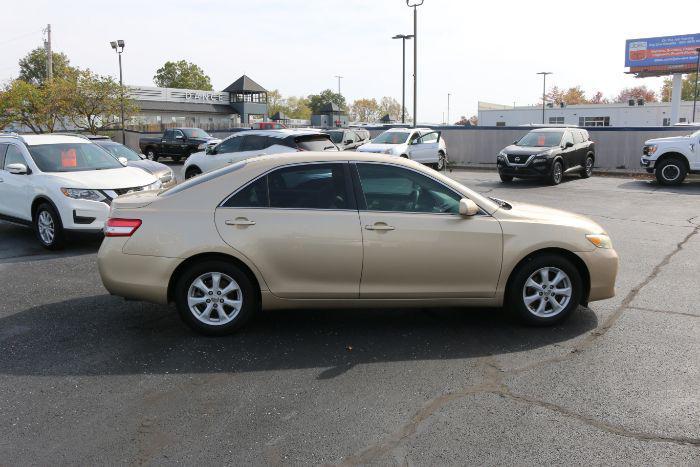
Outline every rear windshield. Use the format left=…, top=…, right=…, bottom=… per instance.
left=516, top=131, right=564, bottom=147
left=295, top=135, right=338, bottom=151
left=373, top=132, right=410, bottom=144
left=28, top=143, right=123, bottom=172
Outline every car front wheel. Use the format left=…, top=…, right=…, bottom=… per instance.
left=499, top=173, right=514, bottom=183
left=33, top=202, right=65, bottom=250
left=655, top=157, right=687, bottom=186
left=548, top=160, right=563, bottom=185
left=174, top=260, right=258, bottom=335
left=507, top=254, right=582, bottom=325
left=185, top=166, right=202, bottom=179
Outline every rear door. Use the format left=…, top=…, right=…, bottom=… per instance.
left=215, top=162, right=362, bottom=298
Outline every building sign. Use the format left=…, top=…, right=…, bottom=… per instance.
left=625, top=34, right=700, bottom=68
left=184, top=91, right=225, bottom=102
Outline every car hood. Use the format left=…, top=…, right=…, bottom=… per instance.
left=110, top=190, right=160, bottom=209
left=496, top=201, right=605, bottom=233
left=45, top=167, right=158, bottom=189
left=357, top=143, right=403, bottom=153
left=503, top=145, right=555, bottom=155
left=127, top=159, right=172, bottom=177
left=644, top=135, right=690, bottom=145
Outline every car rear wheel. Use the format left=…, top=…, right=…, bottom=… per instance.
left=185, top=166, right=202, bottom=179
left=655, top=157, right=687, bottom=186
left=580, top=155, right=594, bottom=178
left=33, top=203, right=65, bottom=250
left=548, top=160, right=563, bottom=185
left=435, top=151, right=446, bottom=171
left=499, top=173, right=514, bottom=183
left=507, top=254, right=582, bottom=325
left=175, top=260, right=258, bottom=336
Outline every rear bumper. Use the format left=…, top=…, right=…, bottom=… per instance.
left=576, top=248, right=619, bottom=302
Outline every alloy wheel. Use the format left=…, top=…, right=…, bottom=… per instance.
left=661, top=164, right=680, bottom=183
left=553, top=162, right=563, bottom=184
left=187, top=272, right=243, bottom=325
left=522, top=266, right=572, bottom=317
left=585, top=157, right=593, bottom=176
left=37, top=210, right=55, bottom=245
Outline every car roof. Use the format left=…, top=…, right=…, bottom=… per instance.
left=529, top=127, right=568, bottom=133
left=383, top=127, right=424, bottom=132
left=18, top=134, right=92, bottom=146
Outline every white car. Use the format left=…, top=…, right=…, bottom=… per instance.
left=0, top=133, right=161, bottom=249
left=641, top=129, right=700, bottom=185
left=356, top=127, right=448, bottom=170
left=183, top=129, right=338, bottom=178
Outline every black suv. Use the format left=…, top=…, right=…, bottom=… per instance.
left=496, top=128, right=595, bottom=185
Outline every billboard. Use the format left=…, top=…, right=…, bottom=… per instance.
left=625, top=34, right=700, bottom=68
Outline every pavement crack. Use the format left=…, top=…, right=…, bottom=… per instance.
left=628, top=306, right=699, bottom=319
left=586, top=213, right=695, bottom=229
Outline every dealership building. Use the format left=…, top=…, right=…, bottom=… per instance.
left=126, top=74, right=270, bottom=130
left=478, top=100, right=697, bottom=127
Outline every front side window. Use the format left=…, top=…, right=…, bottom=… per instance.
left=241, top=135, right=270, bottom=151
left=372, top=131, right=410, bottom=144
left=562, top=131, right=574, bottom=146
left=27, top=143, right=123, bottom=172
left=173, top=130, right=184, bottom=139
left=216, top=135, right=243, bottom=154
left=327, top=131, right=344, bottom=144
left=356, top=163, right=461, bottom=214
left=417, top=132, right=438, bottom=144
left=4, top=145, right=26, bottom=168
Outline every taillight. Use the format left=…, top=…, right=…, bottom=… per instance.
left=104, top=218, right=142, bottom=237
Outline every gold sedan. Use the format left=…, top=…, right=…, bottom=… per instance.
left=97, top=152, right=618, bottom=335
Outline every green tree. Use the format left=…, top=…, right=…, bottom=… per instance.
left=153, top=60, right=213, bottom=90
left=307, top=89, right=347, bottom=114
left=18, top=47, right=74, bottom=85
left=0, top=78, right=71, bottom=133
left=267, top=89, right=284, bottom=116
left=66, top=69, right=138, bottom=134
left=377, top=96, right=405, bottom=122
left=285, top=96, right=311, bottom=120
left=660, top=73, right=698, bottom=102
left=350, top=98, right=379, bottom=122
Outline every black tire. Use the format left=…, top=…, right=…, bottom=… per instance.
left=548, top=160, right=563, bottom=185
left=506, top=254, right=583, bottom=326
left=145, top=148, right=158, bottom=162
left=655, top=157, right=687, bottom=186
left=33, top=202, right=65, bottom=250
left=174, top=260, right=258, bottom=336
left=185, top=166, right=202, bottom=179
left=580, top=155, right=594, bottom=178
left=435, top=151, right=446, bottom=171
left=400, top=154, right=409, bottom=159
left=499, top=173, right=514, bottom=183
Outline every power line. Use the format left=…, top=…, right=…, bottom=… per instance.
left=0, top=28, right=43, bottom=47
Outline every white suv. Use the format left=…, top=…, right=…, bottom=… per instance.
left=641, top=129, right=700, bottom=185
left=356, top=127, right=448, bottom=170
left=0, top=134, right=161, bottom=249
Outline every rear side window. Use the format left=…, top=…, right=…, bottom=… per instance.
left=269, top=164, right=349, bottom=209
left=295, top=135, right=338, bottom=151
left=572, top=131, right=583, bottom=144
left=223, top=176, right=269, bottom=207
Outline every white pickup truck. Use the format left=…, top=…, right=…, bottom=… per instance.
left=641, top=129, right=700, bottom=185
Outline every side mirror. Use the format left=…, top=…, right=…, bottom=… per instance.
left=564, top=141, right=574, bottom=148
left=139, top=153, right=147, bottom=160
left=6, top=163, right=28, bottom=175
left=118, top=156, right=129, bottom=166
left=459, top=198, right=479, bottom=216
left=513, top=140, right=519, bottom=145
left=206, top=146, right=216, bottom=155
left=345, top=139, right=353, bottom=144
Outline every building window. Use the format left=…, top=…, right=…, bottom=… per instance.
left=663, top=117, right=671, bottom=126
left=496, top=121, right=506, bottom=127
left=549, top=117, right=564, bottom=124
left=578, top=116, right=610, bottom=127
left=679, top=117, right=687, bottom=123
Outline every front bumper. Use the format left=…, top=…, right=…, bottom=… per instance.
left=497, top=157, right=553, bottom=177
left=576, top=247, right=619, bottom=302
left=58, top=197, right=110, bottom=231
left=640, top=157, right=656, bottom=171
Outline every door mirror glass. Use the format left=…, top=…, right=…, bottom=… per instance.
left=206, top=146, right=217, bottom=155
left=117, top=156, right=129, bottom=166
left=6, top=163, right=28, bottom=175
left=564, top=141, right=574, bottom=148
left=459, top=198, right=479, bottom=216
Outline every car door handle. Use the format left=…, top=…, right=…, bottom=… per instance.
left=365, top=223, right=395, bottom=231
left=225, top=218, right=256, bottom=226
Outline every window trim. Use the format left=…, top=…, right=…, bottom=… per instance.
left=218, top=161, right=357, bottom=212
left=350, top=161, right=488, bottom=217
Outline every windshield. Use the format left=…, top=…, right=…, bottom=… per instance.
left=372, top=131, right=410, bottom=144
left=182, top=128, right=211, bottom=139
left=516, top=131, right=564, bottom=147
left=96, top=141, right=142, bottom=161
left=327, top=131, right=344, bottom=144
left=28, top=143, right=124, bottom=172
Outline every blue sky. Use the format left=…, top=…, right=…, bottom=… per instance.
left=3, top=0, right=698, bottom=123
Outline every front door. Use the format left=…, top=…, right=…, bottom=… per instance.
left=0, top=144, right=33, bottom=220
left=560, top=131, right=577, bottom=170
left=354, top=162, right=503, bottom=298
left=408, top=131, right=440, bottom=163
left=215, top=162, right=362, bottom=298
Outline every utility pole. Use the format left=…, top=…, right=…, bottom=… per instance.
left=537, top=72, right=552, bottom=124
left=110, top=40, right=126, bottom=143
left=447, top=93, right=451, bottom=125
left=392, top=34, right=413, bottom=124
left=406, top=1, right=424, bottom=127
left=334, top=75, right=343, bottom=95
left=44, top=24, right=52, bottom=80
left=693, top=48, right=700, bottom=123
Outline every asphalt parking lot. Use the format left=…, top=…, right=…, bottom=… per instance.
left=1, top=168, right=699, bottom=465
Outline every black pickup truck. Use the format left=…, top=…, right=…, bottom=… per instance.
left=139, top=128, right=218, bottom=162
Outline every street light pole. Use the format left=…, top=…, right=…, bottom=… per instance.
left=693, top=48, right=700, bottom=123
left=392, top=34, right=413, bottom=124
left=447, top=93, right=451, bottom=125
left=334, top=75, right=343, bottom=96
left=110, top=40, right=126, bottom=143
left=406, top=0, right=424, bottom=128
left=537, top=71, right=552, bottom=124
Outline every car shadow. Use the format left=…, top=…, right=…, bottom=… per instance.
left=617, top=179, right=700, bottom=195
left=472, top=175, right=582, bottom=191
left=0, top=221, right=102, bottom=263
left=0, top=295, right=598, bottom=379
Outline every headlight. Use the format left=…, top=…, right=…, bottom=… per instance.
left=159, top=170, right=174, bottom=184
left=382, top=148, right=395, bottom=155
left=144, top=180, right=162, bottom=191
left=497, top=151, right=506, bottom=160
left=586, top=234, right=612, bottom=249
left=645, top=145, right=657, bottom=155
left=60, top=188, right=106, bottom=202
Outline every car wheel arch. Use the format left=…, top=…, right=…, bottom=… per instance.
left=655, top=152, right=690, bottom=172
left=31, top=195, right=62, bottom=222
left=167, top=252, right=263, bottom=305
left=504, top=247, right=591, bottom=306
